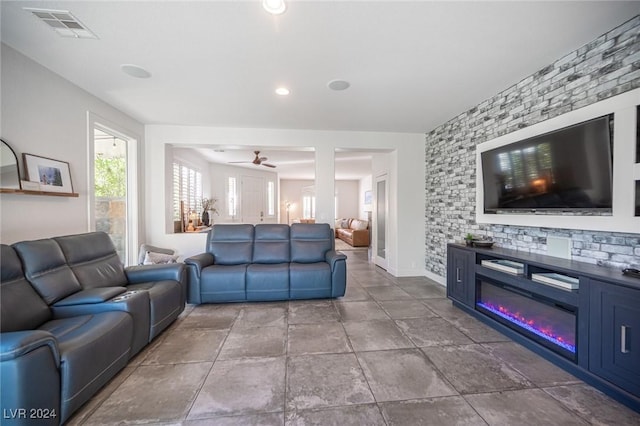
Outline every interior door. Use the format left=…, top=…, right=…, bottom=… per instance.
left=374, top=175, right=388, bottom=269
left=241, top=175, right=265, bottom=224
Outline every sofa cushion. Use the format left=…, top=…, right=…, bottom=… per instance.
left=290, top=223, right=332, bottom=263
left=1, top=244, right=52, bottom=332
left=200, top=264, right=248, bottom=302
left=253, top=224, right=290, bottom=264
left=336, top=228, right=353, bottom=237
left=206, top=224, right=254, bottom=265
left=39, top=311, right=132, bottom=423
left=246, top=263, right=289, bottom=300
left=289, top=262, right=332, bottom=299
left=13, top=239, right=83, bottom=305
left=54, top=232, right=128, bottom=289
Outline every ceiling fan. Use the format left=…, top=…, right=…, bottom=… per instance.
left=229, top=150, right=276, bottom=168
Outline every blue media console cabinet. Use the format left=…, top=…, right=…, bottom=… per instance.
left=446, top=243, right=640, bottom=413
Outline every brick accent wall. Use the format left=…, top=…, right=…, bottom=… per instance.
left=425, top=17, right=640, bottom=278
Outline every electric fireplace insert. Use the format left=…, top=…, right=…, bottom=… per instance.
left=476, top=279, right=577, bottom=361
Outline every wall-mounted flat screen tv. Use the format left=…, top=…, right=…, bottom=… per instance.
left=482, top=115, right=613, bottom=213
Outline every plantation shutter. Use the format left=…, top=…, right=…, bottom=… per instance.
left=173, top=161, right=203, bottom=221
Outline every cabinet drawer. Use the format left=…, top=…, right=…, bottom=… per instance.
left=589, top=280, right=640, bottom=397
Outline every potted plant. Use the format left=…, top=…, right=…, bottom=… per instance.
left=464, top=233, right=474, bottom=246
left=201, top=197, right=219, bottom=226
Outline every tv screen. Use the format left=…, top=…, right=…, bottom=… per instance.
left=482, top=115, right=613, bottom=213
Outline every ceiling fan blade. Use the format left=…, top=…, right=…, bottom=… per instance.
left=262, top=163, right=276, bottom=168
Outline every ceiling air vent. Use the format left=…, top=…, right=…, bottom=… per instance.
left=24, top=8, right=98, bottom=39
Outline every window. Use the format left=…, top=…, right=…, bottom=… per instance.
left=94, top=128, right=128, bottom=263
left=89, top=114, right=139, bottom=266
left=267, top=181, right=275, bottom=216
left=173, top=161, right=202, bottom=222
left=303, top=195, right=315, bottom=218
left=228, top=176, right=237, bottom=217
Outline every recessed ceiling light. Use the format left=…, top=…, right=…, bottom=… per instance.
left=275, top=87, right=290, bottom=96
left=262, top=0, right=286, bottom=15
left=328, top=80, right=351, bottom=91
left=121, top=64, right=152, bottom=79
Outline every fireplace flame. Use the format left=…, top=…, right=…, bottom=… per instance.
left=477, top=301, right=576, bottom=353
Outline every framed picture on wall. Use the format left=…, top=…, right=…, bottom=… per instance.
left=364, top=190, right=372, bottom=205
left=23, top=153, right=74, bottom=193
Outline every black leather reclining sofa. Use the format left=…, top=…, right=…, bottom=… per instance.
left=0, top=232, right=186, bottom=425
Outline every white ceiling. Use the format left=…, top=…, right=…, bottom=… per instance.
left=1, top=1, right=638, bottom=179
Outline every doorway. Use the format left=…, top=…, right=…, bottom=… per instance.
left=241, top=175, right=266, bottom=223
left=374, top=174, right=388, bottom=270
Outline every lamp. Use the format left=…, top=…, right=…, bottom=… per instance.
left=262, top=0, right=286, bottom=15
left=188, top=210, right=198, bottom=231
left=285, top=200, right=291, bottom=224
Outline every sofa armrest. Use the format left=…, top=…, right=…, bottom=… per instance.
left=325, top=251, right=347, bottom=298
left=350, top=229, right=370, bottom=247
left=125, top=263, right=185, bottom=283
left=1, top=330, right=62, bottom=423
left=184, top=253, right=215, bottom=278
left=325, top=250, right=347, bottom=269
left=184, top=253, right=214, bottom=305
left=1, top=330, right=60, bottom=366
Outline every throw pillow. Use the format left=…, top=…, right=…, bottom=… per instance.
left=351, top=219, right=368, bottom=231
left=138, top=244, right=174, bottom=265
left=143, top=251, right=179, bottom=265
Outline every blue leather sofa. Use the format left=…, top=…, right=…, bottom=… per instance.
left=0, top=232, right=186, bottom=425
left=185, top=223, right=347, bottom=303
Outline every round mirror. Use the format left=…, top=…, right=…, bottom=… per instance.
left=1, top=140, right=22, bottom=190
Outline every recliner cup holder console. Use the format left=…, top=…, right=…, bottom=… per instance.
left=110, top=290, right=143, bottom=302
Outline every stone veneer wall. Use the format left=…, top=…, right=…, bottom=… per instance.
left=425, top=16, right=640, bottom=278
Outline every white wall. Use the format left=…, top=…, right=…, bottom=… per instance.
left=358, top=175, right=373, bottom=220
left=144, top=125, right=425, bottom=276
left=0, top=44, right=145, bottom=244
left=335, top=180, right=359, bottom=219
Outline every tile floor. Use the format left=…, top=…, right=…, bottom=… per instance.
left=68, top=250, right=640, bottom=425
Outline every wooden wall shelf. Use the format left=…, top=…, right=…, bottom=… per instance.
left=0, top=188, right=79, bottom=197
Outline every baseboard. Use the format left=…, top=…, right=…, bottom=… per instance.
left=424, top=270, right=446, bottom=286
left=389, top=267, right=429, bottom=278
